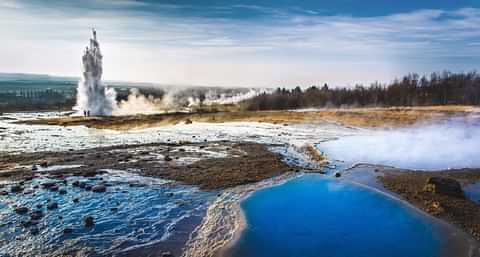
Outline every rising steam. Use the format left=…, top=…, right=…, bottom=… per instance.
left=74, top=29, right=117, bottom=116
left=73, top=30, right=268, bottom=116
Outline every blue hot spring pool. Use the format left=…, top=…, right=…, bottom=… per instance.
left=225, top=174, right=444, bottom=257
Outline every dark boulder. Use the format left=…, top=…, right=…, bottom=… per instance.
left=59, top=188, right=67, bottom=194
left=15, top=206, right=29, bottom=214
left=73, top=198, right=79, bottom=203
left=84, top=216, right=95, bottom=227
left=41, top=182, right=56, bottom=189
left=47, top=202, right=58, bottom=210
left=91, top=185, right=106, bottom=193
left=424, top=177, right=464, bottom=198
left=334, top=172, right=341, bottom=178
left=10, top=185, right=24, bottom=193
left=30, top=210, right=44, bottom=220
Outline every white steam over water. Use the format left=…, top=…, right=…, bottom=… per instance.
left=74, top=29, right=117, bottom=116
left=320, top=119, right=480, bottom=170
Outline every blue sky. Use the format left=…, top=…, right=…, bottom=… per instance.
left=1, top=0, right=479, bottom=87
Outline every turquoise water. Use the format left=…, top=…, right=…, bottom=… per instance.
left=226, top=174, right=443, bottom=257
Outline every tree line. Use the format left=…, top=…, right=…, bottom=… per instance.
left=243, top=71, right=480, bottom=110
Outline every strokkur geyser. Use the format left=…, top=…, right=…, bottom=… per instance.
left=74, top=29, right=116, bottom=116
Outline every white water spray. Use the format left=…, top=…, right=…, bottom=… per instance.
left=74, top=29, right=116, bottom=116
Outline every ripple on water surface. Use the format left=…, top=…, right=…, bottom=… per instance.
left=226, top=174, right=444, bottom=257
left=0, top=170, right=214, bottom=256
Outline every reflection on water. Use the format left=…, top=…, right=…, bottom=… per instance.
left=0, top=170, right=214, bottom=256
left=226, top=174, right=443, bottom=257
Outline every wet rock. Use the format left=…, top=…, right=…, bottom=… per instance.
left=110, top=207, right=118, bottom=212
left=23, top=189, right=34, bottom=195
left=32, top=165, right=38, bottom=171
left=92, top=185, right=106, bottom=193
left=0, top=191, right=8, bottom=196
left=30, top=227, right=40, bottom=235
left=36, top=204, right=43, bottom=209
left=85, top=185, right=92, bottom=191
left=50, top=185, right=59, bottom=192
left=59, top=188, right=67, bottom=194
left=21, top=219, right=38, bottom=227
left=30, top=210, right=44, bottom=220
left=424, top=177, right=464, bottom=198
left=164, top=156, right=173, bottom=162
left=47, top=202, right=58, bottom=210
left=15, top=206, right=29, bottom=214
left=41, top=182, right=56, bottom=189
left=72, top=181, right=80, bottom=187
left=334, top=172, right=341, bottom=178
left=10, top=185, right=24, bottom=193
left=166, top=192, right=174, bottom=197
left=39, top=161, right=48, bottom=168
left=184, top=118, right=193, bottom=124
left=63, top=227, right=73, bottom=234
left=84, top=216, right=95, bottom=227
left=73, top=198, right=79, bottom=203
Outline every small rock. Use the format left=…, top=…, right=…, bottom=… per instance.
left=41, top=182, right=56, bottom=189
left=63, top=227, right=73, bottom=234
left=72, top=181, right=80, bottom=187
left=110, top=207, right=118, bottom=212
left=50, top=185, right=59, bottom=191
left=73, top=198, right=79, bottom=203
left=84, top=216, right=95, bottom=227
left=92, top=185, right=106, bottom=193
left=39, top=161, right=48, bottom=168
left=167, top=192, right=174, bottom=197
left=15, top=206, right=29, bottom=214
left=10, top=185, right=24, bottom=193
left=36, top=204, right=43, bottom=209
left=84, top=185, right=92, bottom=191
left=23, top=189, right=34, bottom=195
left=184, top=118, right=193, bottom=124
left=47, top=202, right=58, bottom=210
left=0, top=190, right=8, bottom=196
left=32, top=165, right=38, bottom=171
left=30, top=210, right=44, bottom=220
left=334, top=173, right=341, bottom=178
left=59, top=188, right=67, bottom=194
left=164, top=156, right=173, bottom=162
left=58, top=215, right=63, bottom=220
left=30, top=227, right=40, bottom=235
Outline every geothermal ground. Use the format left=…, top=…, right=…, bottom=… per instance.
left=1, top=107, right=480, bottom=257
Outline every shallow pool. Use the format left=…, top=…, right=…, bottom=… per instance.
left=226, top=174, right=444, bottom=257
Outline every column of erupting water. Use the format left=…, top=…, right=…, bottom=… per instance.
left=74, top=29, right=116, bottom=116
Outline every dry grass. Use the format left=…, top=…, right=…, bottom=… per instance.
left=18, top=105, right=479, bottom=130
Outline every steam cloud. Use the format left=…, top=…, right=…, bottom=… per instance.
left=73, top=30, right=265, bottom=116
left=320, top=117, right=480, bottom=170
left=74, top=29, right=117, bottom=116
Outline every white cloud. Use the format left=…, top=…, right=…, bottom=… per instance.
left=0, top=1, right=479, bottom=87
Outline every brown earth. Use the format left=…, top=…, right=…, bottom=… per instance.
left=0, top=142, right=295, bottom=190
left=377, top=167, right=480, bottom=241
left=16, top=105, right=480, bottom=130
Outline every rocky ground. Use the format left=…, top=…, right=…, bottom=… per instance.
left=0, top=141, right=295, bottom=190
left=377, top=167, right=480, bottom=241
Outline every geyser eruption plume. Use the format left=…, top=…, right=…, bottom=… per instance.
left=74, top=29, right=116, bottom=116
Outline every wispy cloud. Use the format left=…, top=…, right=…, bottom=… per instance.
left=0, top=0, right=479, bottom=87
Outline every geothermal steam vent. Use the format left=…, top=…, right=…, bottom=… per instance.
left=74, top=29, right=116, bottom=116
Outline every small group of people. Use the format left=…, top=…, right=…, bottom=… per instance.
left=83, top=110, right=91, bottom=117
